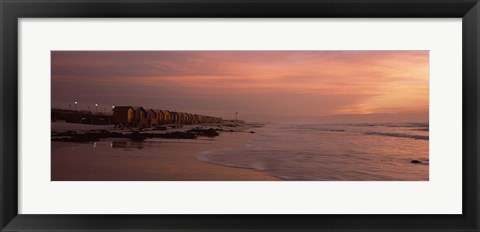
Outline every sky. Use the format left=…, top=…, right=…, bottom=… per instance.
left=51, top=51, right=429, bottom=123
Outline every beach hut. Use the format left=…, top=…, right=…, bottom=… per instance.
left=157, top=110, right=171, bottom=124
left=193, top=114, right=197, bottom=124
left=177, top=112, right=186, bottom=124
left=184, top=113, right=191, bottom=124
left=163, top=110, right=171, bottom=124
left=186, top=113, right=193, bottom=124
left=199, top=115, right=205, bottom=124
left=181, top=112, right=187, bottom=124
left=132, top=106, right=148, bottom=128
left=193, top=114, right=200, bottom=124
left=112, top=106, right=134, bottom=128
left=156, top=110, right=163, bottom=124
left=184, top=113, right=190, bottom=124
left=170, top=111, right=178, bottom=124
left=146, top=109, right=158, bottom=127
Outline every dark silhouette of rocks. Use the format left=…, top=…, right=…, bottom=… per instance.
left=52, top=128, right=223, bottom=142
left=187, top=128, right=219, bottom=137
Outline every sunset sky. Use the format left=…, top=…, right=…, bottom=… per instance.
left=51, top=51, right=429, bottom=123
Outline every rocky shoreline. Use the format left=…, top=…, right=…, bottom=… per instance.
left=51, top=122, right=265, bottom=143
left=51, top=128, right=221, bottom=142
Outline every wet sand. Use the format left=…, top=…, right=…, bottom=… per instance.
left=51, top=131, right=279, bottom=181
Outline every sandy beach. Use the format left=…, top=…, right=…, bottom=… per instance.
left=51, top=122, right=279, bottom=181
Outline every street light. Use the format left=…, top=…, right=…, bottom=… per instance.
left=95, top=104, right=98, bottom=115
left=74, top=101, right=77, bottom=111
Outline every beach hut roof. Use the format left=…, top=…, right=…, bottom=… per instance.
left=159, top=110, right=170, bottom=114
left=113, top=106, right=133, bottom=111
left=132, top=106, right=146, bottom=112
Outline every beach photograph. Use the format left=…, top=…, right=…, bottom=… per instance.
left=51, top=51, right=429, bottom=181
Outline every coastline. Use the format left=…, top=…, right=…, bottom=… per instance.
left=51, top=122, right=279, bottom=181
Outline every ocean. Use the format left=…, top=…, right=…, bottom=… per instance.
left=196, top=122, right=429, bottom=181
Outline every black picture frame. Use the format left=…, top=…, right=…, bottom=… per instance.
left=1, top=0, right=479, bottom=231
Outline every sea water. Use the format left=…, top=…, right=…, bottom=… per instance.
left=196, top=123, right=429, bottom=181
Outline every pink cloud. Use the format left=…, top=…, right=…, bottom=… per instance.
left=52, top=51, right=429, bottom=122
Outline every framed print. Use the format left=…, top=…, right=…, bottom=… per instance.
left=49, top=50, right=430, bottom=182
left=1, top=0, right=479, bottom=231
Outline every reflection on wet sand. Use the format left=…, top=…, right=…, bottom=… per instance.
left=111, top=140, right=144, bottom=150
left=51, top=132, right=279, bottom=181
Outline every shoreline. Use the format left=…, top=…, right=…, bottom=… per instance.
left=51, top=121, right=263, bottom=142
left=51, top=122, right=279, bottom=181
